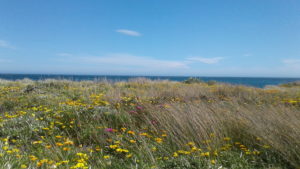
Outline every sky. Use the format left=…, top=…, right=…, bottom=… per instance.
left=0, top=0, right=300, bottom=77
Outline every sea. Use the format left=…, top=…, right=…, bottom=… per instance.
left=0, top=74, right=299, bottom=88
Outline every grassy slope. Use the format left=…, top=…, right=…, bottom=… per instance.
left=0, top=79, right=299, bottom=169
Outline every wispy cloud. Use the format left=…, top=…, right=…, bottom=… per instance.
left=57, top=53, right=73, bottom=57
left=58, top=53, right=188, bottom=70
left=0, top=58, right=13, bottom=63
left=0, top=40, right=15, bottom=49
left=187, top=57, right=223, bottom=64
left=116, top=29, right=141, bottom=36
left=243, top=53, right=252, bottom=57
left=282, top=58, right=300, bottom=65
left=282, top=58, right=300, bottom=70
left=79, top=53, right=187, bottom=68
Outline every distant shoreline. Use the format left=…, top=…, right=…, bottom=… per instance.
left=0, top=74, right=300, bottom=88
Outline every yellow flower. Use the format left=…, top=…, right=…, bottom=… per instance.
left=200, top=152, right=210, bottom=157
left=103, top=155, right=110, bottom=159
left=127, top=131, right=135, bottom=135
left=121, top=127, right=127, bottom=132
left=63, top=147, right=70, bottom=151
left=32, top=140, right=43, bottom=144
left=129, top=140, right=136, bottom=143
left=21, top=164, right=27, bottom=168
left=95, top=146, right=101, bottom=151
left=126, top=154, right=133, bottom=158
left=109, top=145, right=118, bottom=149
left=139, top=133, right=148, bottom=136
left=29, top=155, right=38, bottom=161
left=186, top=142, right=195, bottom=146
left=56, top=142, right=63, bottom=147
left=154, top=138, right=163, bottom=143
left=116, top=148, right=129, bottom=153
left=211, top=160, right=216, bottom=165
left=64, top=139, right=74, bottom=145
left=223, top=137, right=231, bottom=141
left=45, top=145, right=52, bottom=149
left=173, top=152, right=178, bottom=157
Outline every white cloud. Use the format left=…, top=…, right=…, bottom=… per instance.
left=282, top=58, right=300, bottom=71
left=116, top=29, right=141, bottom=36
left=0, top=40, right=15, bottom=49
left=283, top=58, right=300, bottom=65
left=187, top=57, right=223, bottom=64
left=0, top=58, right=12, bottom=63
left=78, top=53, right=187, bottom=69
left=57, top=53, right=73, bottom=57
left=243, top=53, right=252, bottom=57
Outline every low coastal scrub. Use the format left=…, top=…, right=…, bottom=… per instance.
left=0, top=79, right=299, bottom=169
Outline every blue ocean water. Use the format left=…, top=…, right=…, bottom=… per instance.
left=0, top=74, right=299, bottom=88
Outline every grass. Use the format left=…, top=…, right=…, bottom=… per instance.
left=0, top=78, right=299, bottom=169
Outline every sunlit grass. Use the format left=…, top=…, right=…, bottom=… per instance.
left=0, top=79, right=299, bottom=168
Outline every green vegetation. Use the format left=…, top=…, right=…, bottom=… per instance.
left=280, top=81, right=300, bottom=87
left=0, top=79, right=299, bottom=169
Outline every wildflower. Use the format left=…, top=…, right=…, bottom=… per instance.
left=21, top=164, right=27, bottom=168
left=114, top=141, right=121, bottom=144
left=127, top=131, right=135, bottom=135
left=140, top=133, right=148, bottom=137
left=200, top=152, right=210, bottom=157
left=55, top=135, right=63, bottom=139
left=116, top=148, right=129, bottom=153
left=109, top=145, right=118, bottom=149
left=105, top=128, right=114, bottom=132
left=126, top=154, right=133, bottom=158
left=263, top=145, right=270, bottom=149
left=129, top=140, right=136, bottom=143
left=187, top=142, right=195, bottom=146
left=223, top=137, right=231, bottom=141
left=173, top=152, right=178, bottom=157
left=154, top=138, right=163, bottom=143
left=211, top=160, right=216, bottom=165
left=29, top=155, right=38, bottom=161
left=95, top=146, right=101, bottom=151
left=121, top=127, right=127, bottom=132
left=32, top=140, right=43, bottom=144
left=64, top=139, right=74, bottom=145
left=103, top=155, right=110, bottom=159
left=63, top=147, right=70, bottom=151
left=56, top=142, right=63, bottom=147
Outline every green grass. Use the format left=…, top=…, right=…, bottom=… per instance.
left=0, top=79, right=299, bottom=169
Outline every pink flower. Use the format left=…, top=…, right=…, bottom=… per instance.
left=105, top=128, right=114, bottom=132
left=129, top=110, right=137, bottom=114
left=136, top=106, right=143, bottom=110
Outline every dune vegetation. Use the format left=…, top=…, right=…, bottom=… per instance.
left=0, top=78, right=299, bottom=169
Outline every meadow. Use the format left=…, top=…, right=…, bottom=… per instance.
left=0, top=78, right=299, bottom=169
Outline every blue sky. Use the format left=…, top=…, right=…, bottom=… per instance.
left=0, top=0, right=300, bottom=77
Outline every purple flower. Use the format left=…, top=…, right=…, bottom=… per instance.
left=136, top=106, right=143, bottom=110
left=105, top=128, right=114, bottom=132
left=129, top=110, right=137, bottom=114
